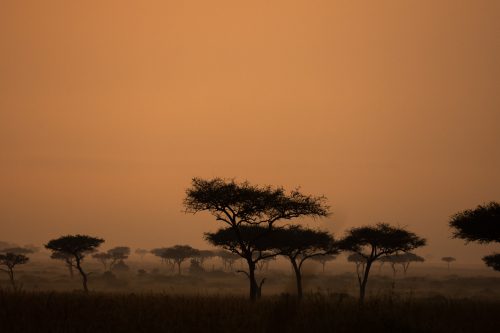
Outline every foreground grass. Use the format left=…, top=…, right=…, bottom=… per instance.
left=0, top=291, right=499, bottom=333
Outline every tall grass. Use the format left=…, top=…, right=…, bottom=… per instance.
left=0, top=291, right=498, bottom=333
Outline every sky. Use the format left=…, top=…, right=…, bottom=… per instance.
left=1, top=0, right=499, bottom=264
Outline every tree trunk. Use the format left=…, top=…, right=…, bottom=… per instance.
left=75, top=258, right=88, bottom=293
left=8, top=268, right=16, bottom=292
left=68, top=263, right=74, bottom=279
left=291, top=260, right=303, bottom=300
left=177, top=261, right=182, bottom=275
left=322, top=262, right=325, bottom=273
left=247, top=260, right=258, bottom=301
left=359, top=261, right=373, bottom=303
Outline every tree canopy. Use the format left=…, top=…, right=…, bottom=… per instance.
left=184, top=177, right=329, bottom=227
left=483, top=253, right=500, bottom=271
left=45, top=235, right=104, bottom=292
left=339, top=223, right=426, bottom=301
left=449, top=201, right=500, bottom=243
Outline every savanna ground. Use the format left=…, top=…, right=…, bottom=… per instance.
left=1, top=257, right=499, bottom=332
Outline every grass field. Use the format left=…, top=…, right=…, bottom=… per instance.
left=0, top=291, right=499, bottom=333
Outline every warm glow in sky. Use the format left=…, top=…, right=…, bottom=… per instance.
left=1, top=1, right=499, bottom=263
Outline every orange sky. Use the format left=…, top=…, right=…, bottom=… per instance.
left=1, top=1, right=499, bottom=264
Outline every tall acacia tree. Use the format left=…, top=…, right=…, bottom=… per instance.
left=449, top=201, right=500, bottom=271
left=268, top=226, right=337, bottom=299
left=45, top=235, right=104, bottom=293
left=185, top=177, right=330, bottom=300
left=338, top=223, right=426, bottom=302
left=0, top=253, right=29, bottom=291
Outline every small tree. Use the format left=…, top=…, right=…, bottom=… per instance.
left=347, top=253, right=367, bottom=284
left=195, top=250, right=216, bottom=268
left=184, top=177, right=329, bottom=300
left=50, top=251, right=75, bottom=278
left=449, top=201, right=499, bottom=271
left=92, top=252, right=112, bottom=271
left=268, top=226, right=337, bottom=299
left=107, top=246, right=130, bottom=270
left=217, top=250, right=240, bottom=271
left=379, top=253, right=424, bottom=277
left=160, top=245, right=200, bottom=275
left=1, top=247, right=35, bottom=255
left=441, top=256, right=456, bottom=270
left=45, top=235, right=104, bottom=292
left=338, top=223, right=426, bottom=302
left=0, top=253, right=29, bottom=291
left=399, top=252, right=425, bottom=274
left=135, top=248, right=149, bottom=260
left=483, top=253, right=500, bottom=271
left=311, top=254, right=337, bottom=273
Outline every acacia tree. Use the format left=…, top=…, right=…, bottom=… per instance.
left=45, top=235, right=104, bottom=292
left=50, top=251, right=75, bottom=278
left=184, top=177, right=329, bottom=300
left=205, top=225, right=277, bottom=298
left=449, top=201, right=499, bottom=271
left=0, top=253, right=29, bottom=291
left=217, top=250, right=240, bottom=271
left=311, top=253, right=337, bottom=273
left=92, top=252, right=112, bottom=271
left=338, top=223, right=426, bottom=302
left=195, top=250, right=216, bottom=268
left=268, top=226, right=337, bottom=299
left=380, top=253, right=424, bottom=277
left=107, top=246, right=130, bottom=270
left=441, top=256, right=456, bottom=270
left=157, top=245, right=200, bottom=275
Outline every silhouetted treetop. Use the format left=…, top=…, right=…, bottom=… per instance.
left=0, top=252, right=29, bottom=269
left=267, top=225, right=338, bottom=259
left=45, top=235, right=104, bottom=260
left=205, top=225, right=275, bottom=258
left=483, top=253, right=500, bottom=271
left=184, top=178, right=329, bottom=226
left=449, top=201, right=500, bottom=244
left=338, top=223, right=427, bottom=259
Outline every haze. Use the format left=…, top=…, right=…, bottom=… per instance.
left=1, top=1, right=499, bottom=264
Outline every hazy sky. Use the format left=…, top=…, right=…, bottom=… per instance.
left=1, top=1, right=499, bottom=264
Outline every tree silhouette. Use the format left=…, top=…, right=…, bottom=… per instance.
left=311, top=254, right=337, bottom=273
left=483, top=253, right=500, bottom=271
left=441, top=256, right=456, bottom=270
left=1, top=247, right=35, bottom=255
left=184, top=177, right=329, bottom=300
left=449, top=201, right=499, bottom=271
left=92, top=252, right=112, bottom=271
left=195, top=250, right=216, bottom=268
left=338, top=223, right=426, bottom=302
left=380, top=253, right=424, bottom=277
left=0, top=252, right=29, bottom=291
left=107, top=246, right=130, bottom=270
left=50, top=251, right=75, bottom=278
left=217, top=250, right=240, bottom=271
left=45, top=235, right=104, bottom=292
left=205, top=225, right=277, bottom=298
left=151, top=245, right=199, bottom=275
left=267, top=226, right=337, bottom=299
